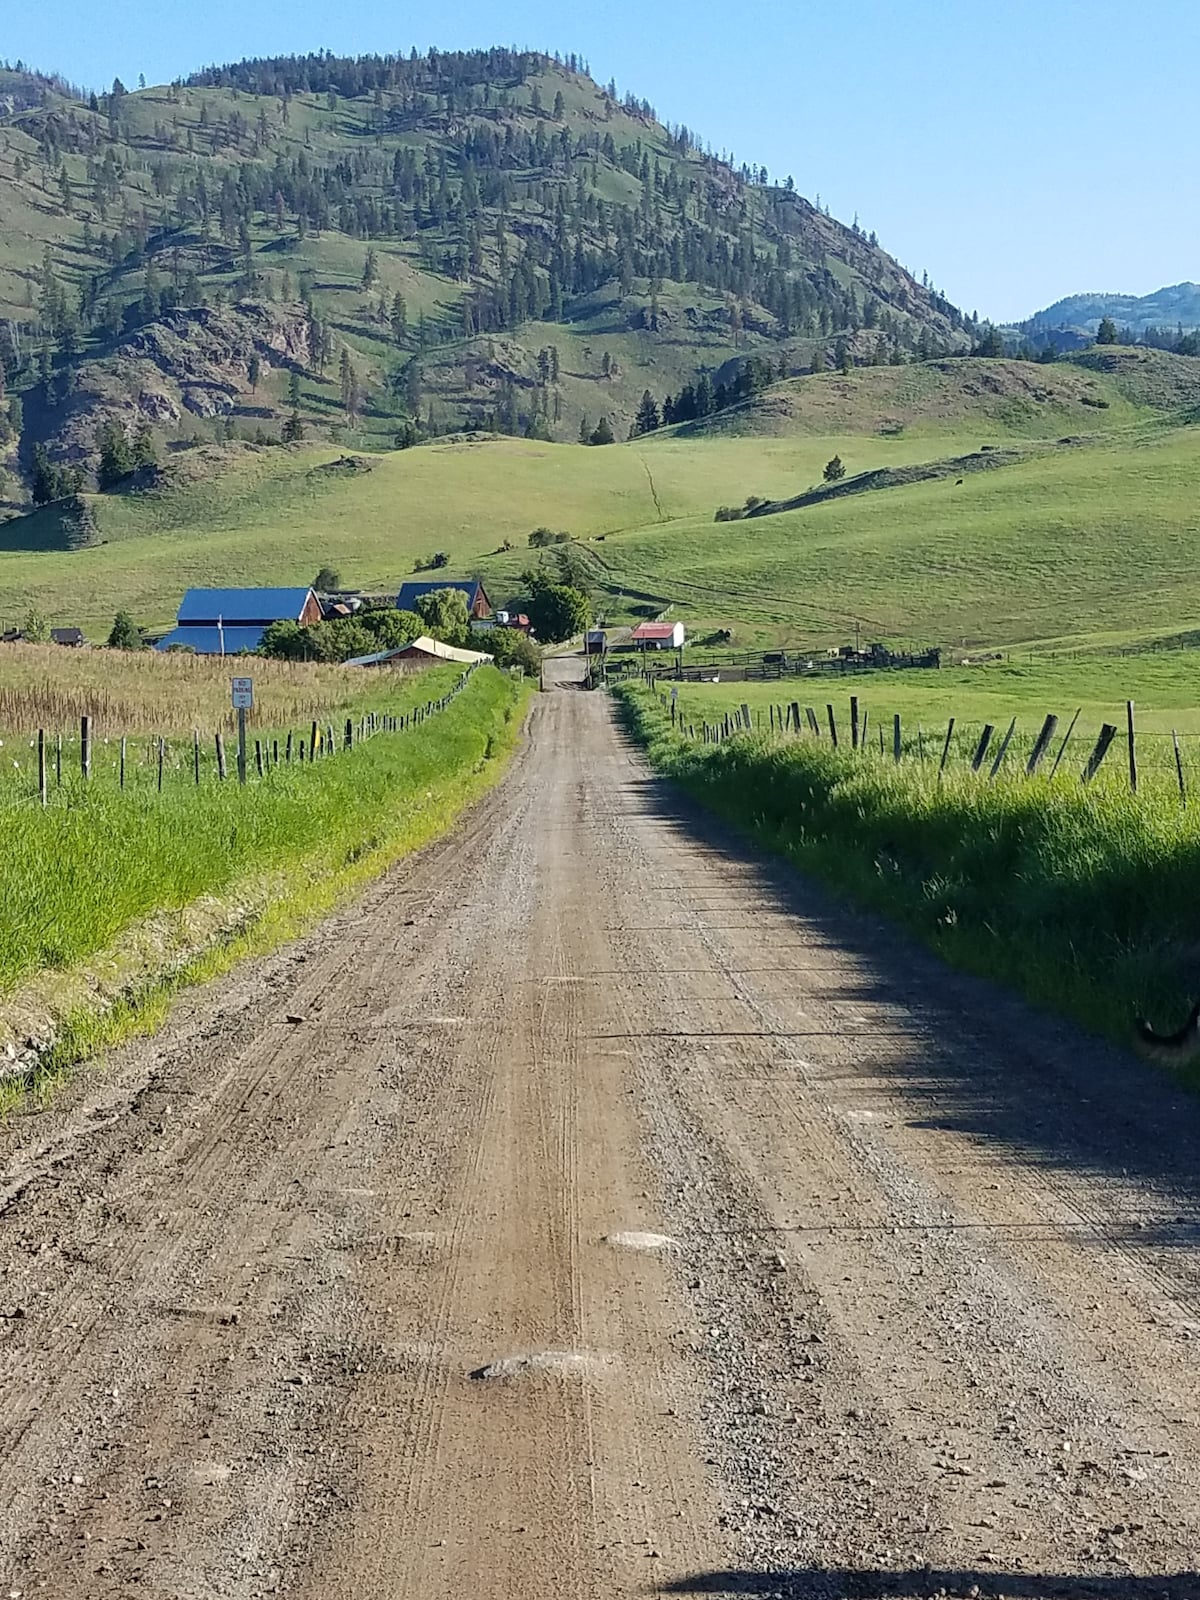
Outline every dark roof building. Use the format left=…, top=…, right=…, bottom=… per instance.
left=395, top=579, right=492, bottom=620
left=156, top=586, right=321, bottom=654
left=50, top=627, right=85, bottom=647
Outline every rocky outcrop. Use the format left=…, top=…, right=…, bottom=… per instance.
left=35, top=301, right=313, bottom=476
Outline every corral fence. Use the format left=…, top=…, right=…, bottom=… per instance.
left=650, top=684, right=1186, bottom=801
left=10, top=668, right=479, bottom=809
left=601, top=646, right=941, bottom=688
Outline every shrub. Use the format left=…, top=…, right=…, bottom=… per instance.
left=108, top=610, right=145, bottom=651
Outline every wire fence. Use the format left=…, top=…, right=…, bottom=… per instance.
left=650, top=683, right=1191, bottom=802
left=2, top=668, right=480, bottom=810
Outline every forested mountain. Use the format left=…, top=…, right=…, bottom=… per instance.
left=0, top=47, right=973, bottom=503
left=1025, top=283, right=1200, bottom=344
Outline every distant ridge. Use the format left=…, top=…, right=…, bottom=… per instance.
left=1024, top=283, right=1200, bottom=338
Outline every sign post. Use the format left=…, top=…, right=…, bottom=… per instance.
left=231, top=677, right=254, bottom=785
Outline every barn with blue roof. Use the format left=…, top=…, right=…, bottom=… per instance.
left=395, top=579, right=492, bottom=621
left=156, top=586, right=321, bottom=654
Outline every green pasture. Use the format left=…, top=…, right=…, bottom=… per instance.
left=0, top=428, right=987, bottom=636
left=654, top=649, right=1200, bottom=751
left=594, top=422, right=1200, bottom=650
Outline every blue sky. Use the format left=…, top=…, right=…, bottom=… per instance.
left=5, top=0, right=1195, bottom=321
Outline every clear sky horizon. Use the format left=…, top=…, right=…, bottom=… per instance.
left=4, top=0, right=1194, bottom=323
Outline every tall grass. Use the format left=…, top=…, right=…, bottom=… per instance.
left=618, top=682, right=1200, bottom=1058
left=0, top=666, right=521, bottom=992
left=0, top=642, right=385, bottom=736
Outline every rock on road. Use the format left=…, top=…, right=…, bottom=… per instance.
left=3, top=656, right=1200, bottom=1599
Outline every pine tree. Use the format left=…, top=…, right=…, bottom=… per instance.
left=30, top=445, right=59, bottom=506
left=108, top=610, right=144, bottom=650
left=1096, top=316, right=1119, bottom=345
left=96, top=420, right=133, bottom=489
left=633, top=390, right=660, bottom=436
left=362, top=247, right=379, bottom=291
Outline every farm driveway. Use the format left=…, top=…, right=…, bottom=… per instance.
left=4, top=656, right=1200, bottom=1598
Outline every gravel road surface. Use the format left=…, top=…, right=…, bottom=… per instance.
left=3, top=657, right=1200, bottom=1598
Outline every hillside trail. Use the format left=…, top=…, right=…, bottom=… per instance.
left=5, top=659, right=1200, bottom=1598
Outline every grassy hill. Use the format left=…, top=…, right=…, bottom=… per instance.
left=0, top=48, right=972, bottom=503
left=596, top=416, right=1200, bottom=651
left=0, top=422, right=982, bottom=632
left=669, top=354, right=1160, bottom=439
left=3, top=341, right=1200, bottom=659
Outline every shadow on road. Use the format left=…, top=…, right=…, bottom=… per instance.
left=605, top=708, right=1200, bottom=1271
left=656, top=1568, right=1200, bottom=1598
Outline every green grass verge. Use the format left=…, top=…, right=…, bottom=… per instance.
left=0, top=666, right=528, bottom=1106
left=616, top=682, right=1199, bottom=1068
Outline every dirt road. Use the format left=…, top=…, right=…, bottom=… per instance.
left=4, top=661, right=1200, bottom=1598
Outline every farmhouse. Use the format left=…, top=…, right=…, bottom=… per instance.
left=344, top=635, right=494, bottom=669
left=396, top=579, right=493, bottom=621
left=156, top=587, right=321, bottom=654
left=632, top=621, right=686, bottom=650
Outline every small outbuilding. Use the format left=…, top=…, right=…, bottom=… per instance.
left=344, top=635, right=494, bottom=670
left=51, top=627, right=86, bottom=647
left=631, top=621, right=686, bottom=650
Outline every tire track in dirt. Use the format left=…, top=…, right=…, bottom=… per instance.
left=5, top=660, right=1200, bottom=1598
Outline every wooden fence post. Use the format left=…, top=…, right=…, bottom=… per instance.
left=286, top=731, right=293, bottom=764
left=1025, top=714, right=1058, bottom=776
left=310, top=720, right=319, bottom=760
left=1082, top=723, right=1118, bottom=783
left=850, top=695, right=859, bottom=750
left=917, top=724, right=926, bottom=763
left=1049, top=707, right=1082, bottom=779
left=1126, top=700, right=1137, bottom=793
left=1173, top=729, right=1186, bottom=804
left=215, top=732, right=227, bottom=781
left=938, top=717, right=955, bottom=777
left=157, top=737, right=165, bottom=793
left=56, top=732, right=62, bottom=787
left=38, top=729, right=46, bottom=807
left=119, top=736, right=126, bottom=791
left=193, top=730, right=201, bottom=786
left=255, top=739, right=264, bottom=778
left=81, top=714, right=91, bottom=780
left=791, top=701, right=802, bottom=734
left=826, top=703, right=838, bottom=747
left=740, top=703, right=751, bottom=732
left=971, top=724, right=994, bottom=772
left=860, top=709, right=869, bottom=749
left=806, top=706, right=820, bottom=736
left=893, top=713, right=902, bottom=764
left=989, top=717, right=1017, bottom=780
